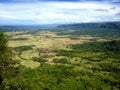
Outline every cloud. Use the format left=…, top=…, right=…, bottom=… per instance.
left=95, top=9, right=108, bottom=13
left=11, top=0, right=39, bottom=3
left=110, top=0, right=120, bottom=3
left=110, top=7, right=116, bottom=9
left=115, top=12, right=120, bottom=16
left=0, top=1, right=120, bottom=25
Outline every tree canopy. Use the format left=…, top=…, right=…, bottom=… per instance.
left=0, top=33, right=18, bottom=84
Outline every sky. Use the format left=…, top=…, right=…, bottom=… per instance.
left=0, top=0, right=120, bottom=25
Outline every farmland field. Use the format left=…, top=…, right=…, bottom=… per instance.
left=7, top=30, right=105, bottom=68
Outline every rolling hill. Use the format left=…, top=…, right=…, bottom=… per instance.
left=57, top=22, right=120, bottom=30
left=56, top=22, right=120, bottom=38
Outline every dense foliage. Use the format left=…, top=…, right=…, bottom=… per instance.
left=57, top=40, right=120, bottom=89
left=0, top=33, right=18, bottom=88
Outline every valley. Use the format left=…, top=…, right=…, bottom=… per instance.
left=0, top=22, right=120, bottom=90
left=7, top=30, right=106, bottom=68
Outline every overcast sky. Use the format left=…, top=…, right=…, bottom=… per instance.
left=0, top=0, right=120, bottom=25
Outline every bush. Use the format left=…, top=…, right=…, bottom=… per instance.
left=53, top=58, right=68, bottom=64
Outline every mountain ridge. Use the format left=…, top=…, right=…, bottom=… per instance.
left=56, top=22, right=120, bottom=30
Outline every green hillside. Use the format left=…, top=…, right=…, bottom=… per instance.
left=56, top=22, right=120, bottom=38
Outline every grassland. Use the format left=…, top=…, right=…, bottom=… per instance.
left=7, top=30, right=103, bottom=68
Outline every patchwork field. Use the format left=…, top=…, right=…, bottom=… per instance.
left=7, top=30, right=103, bottom=68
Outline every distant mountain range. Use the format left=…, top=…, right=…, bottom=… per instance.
left=0, top=26, right=17, bottom=32
left=57, top=22, right=120, bottom=30
left=56, top=22, right=120, bottom=38
left=13, top=24, right=58, bottom=29
left=0, top=22, right=120, bottom=33
left=0, top=24, right=58, bottom=32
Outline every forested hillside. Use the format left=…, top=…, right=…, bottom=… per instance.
left=56, top=22, right=120, bottom=38
left=0, top=33, right=19, bottom=88
left=57, top=22, right=120, bottom=30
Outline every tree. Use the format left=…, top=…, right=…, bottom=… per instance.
left=104, top=40, right=120, bottom=52
left=0, top=33, right=17, bottom=84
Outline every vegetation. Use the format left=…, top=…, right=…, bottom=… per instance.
left=56, top=22, right=120, bottom=38
left=53, top=58, right=68, bottom=64
left=57, top=40, right=120, bottom=89
left=0, top=33, right=18, bottom=86
left=0, top=23, right=120, bottom=90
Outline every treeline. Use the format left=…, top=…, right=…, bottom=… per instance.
left=57, top=40, right=120, bottom=57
